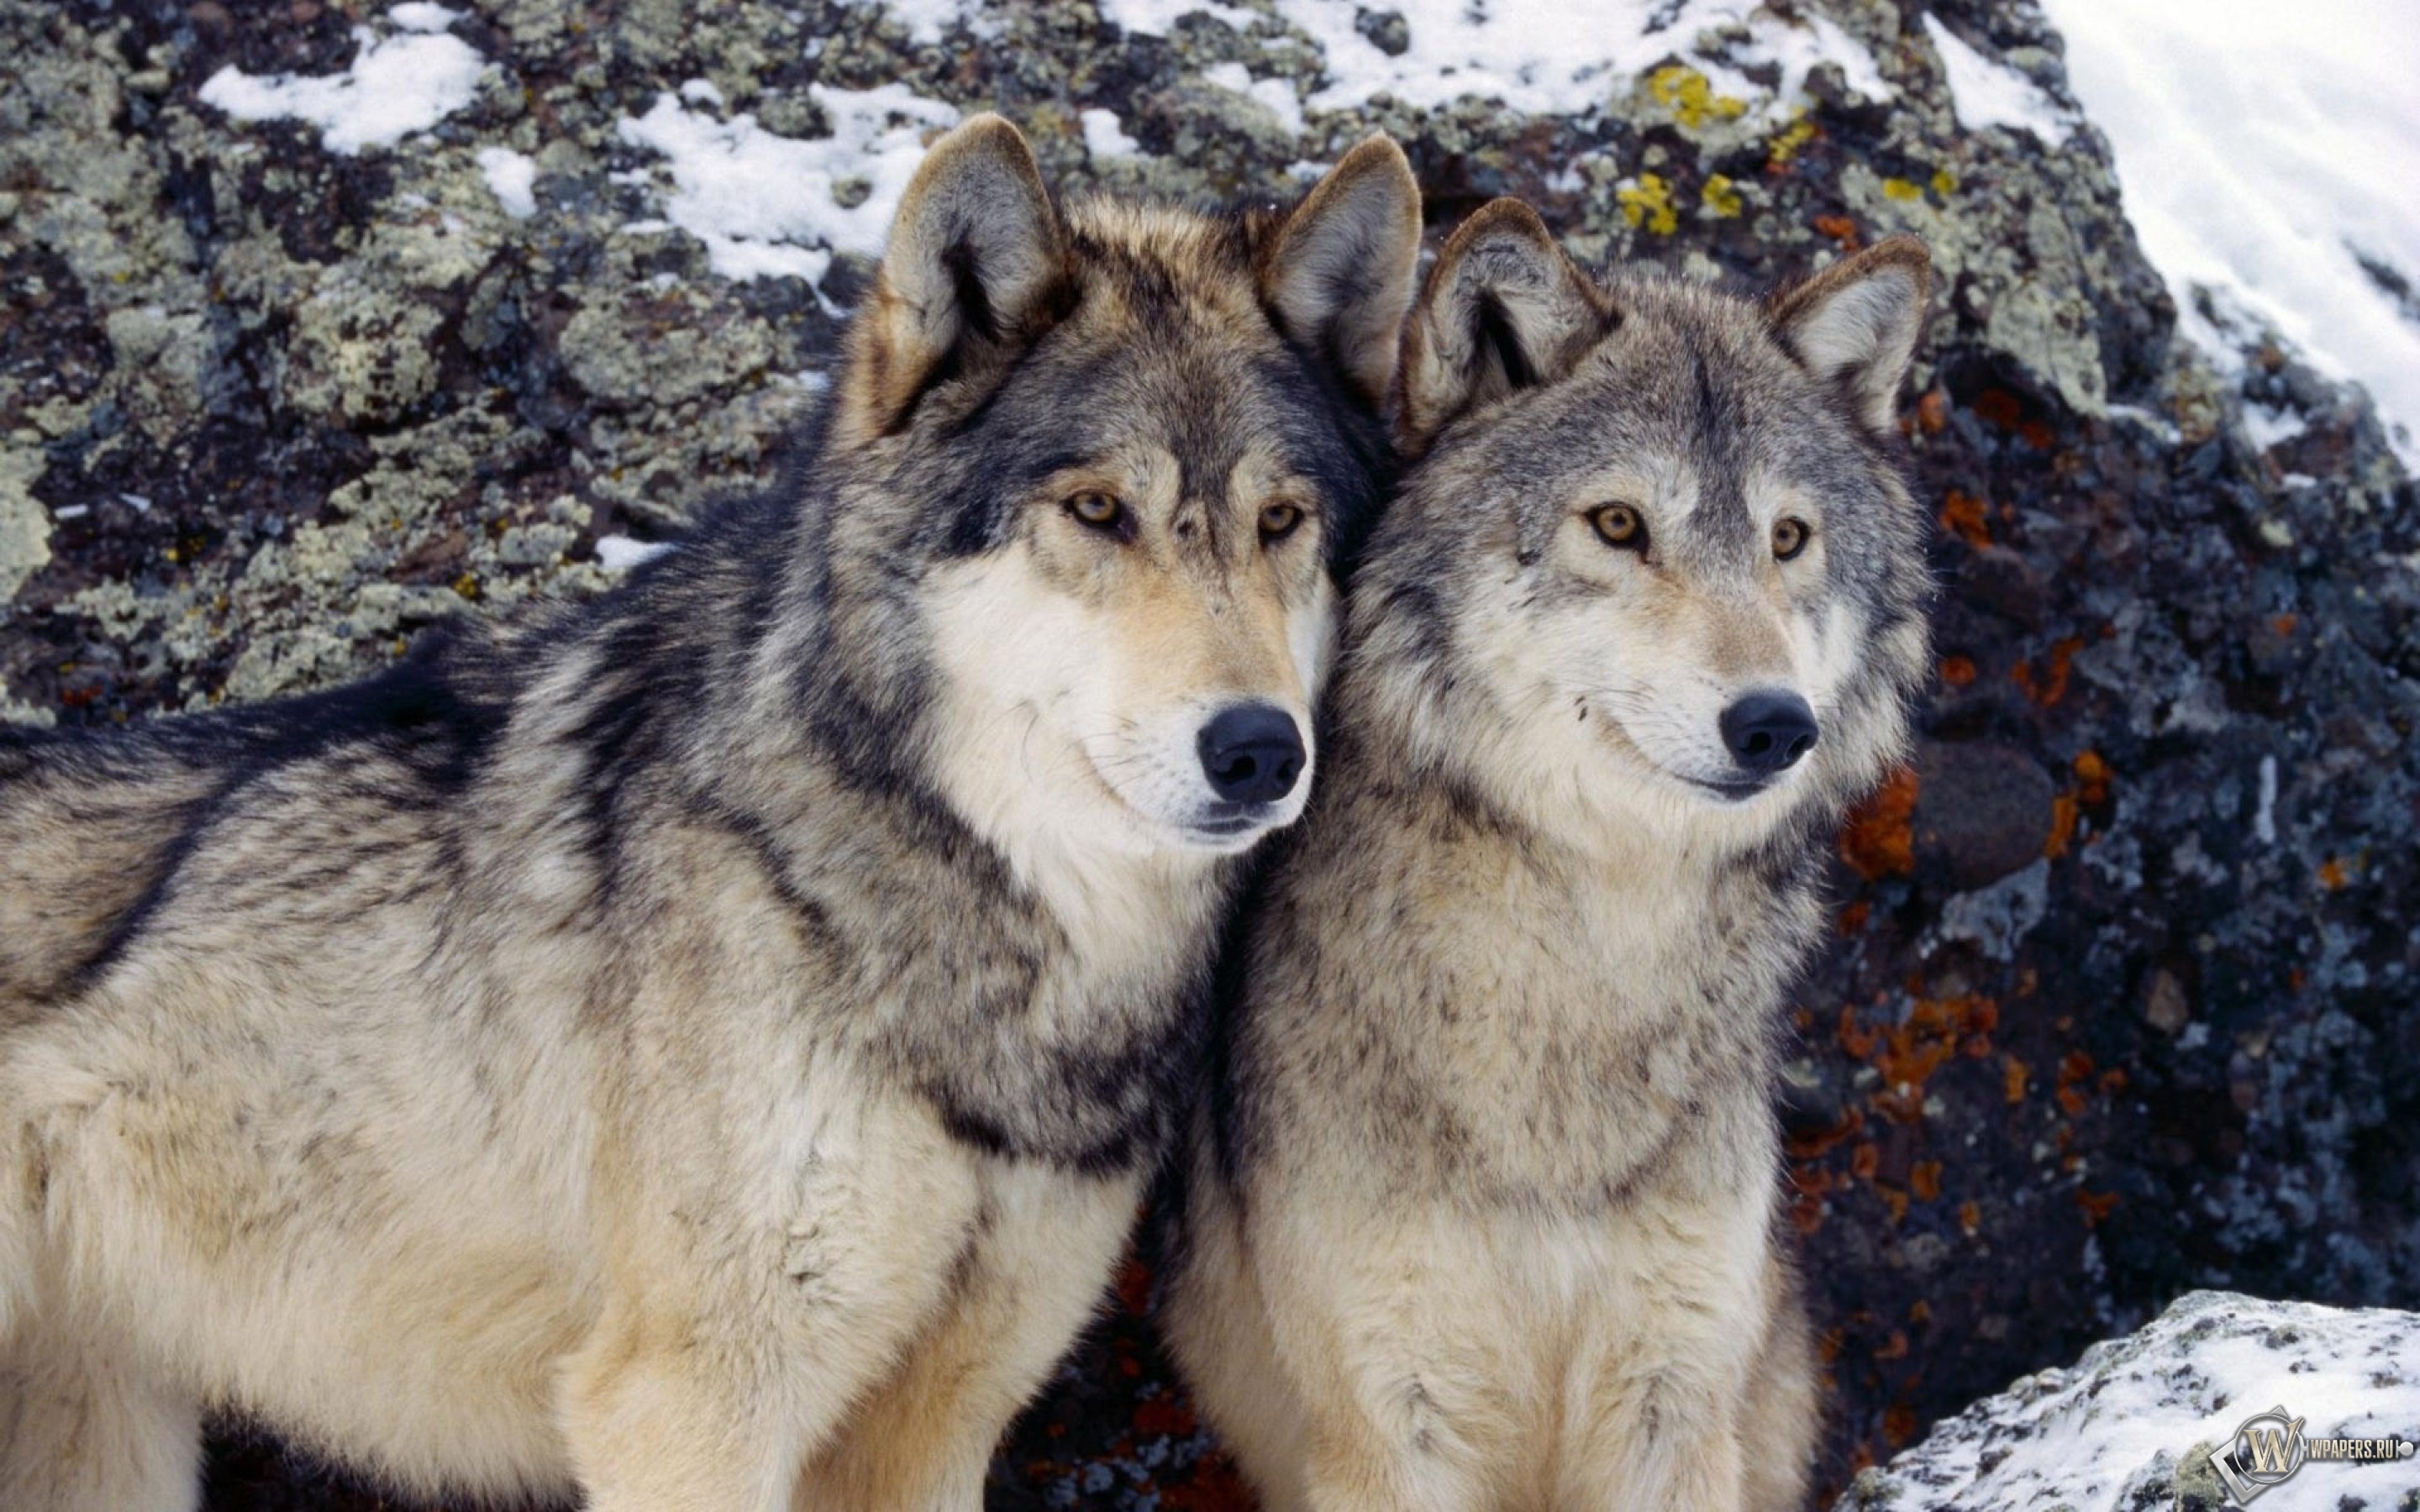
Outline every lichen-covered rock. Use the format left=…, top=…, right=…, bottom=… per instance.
left=1839, top=1290, right=2420, bottom=1512
left=2, top=1, right=2413, bottom=1508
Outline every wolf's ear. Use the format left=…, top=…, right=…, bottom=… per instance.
left=1260, top=134, right=1423, bottom=412
left=1768, top=235, right=1931, bottom=433
left=839, top=113, right=1069, bottom=446
left=1398, top=198, right=1613, bottom=455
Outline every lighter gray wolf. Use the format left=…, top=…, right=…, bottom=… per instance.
left=1162, top=202, right=1934, bottom=1512
left=0, top=116, right=1423, bottom=1511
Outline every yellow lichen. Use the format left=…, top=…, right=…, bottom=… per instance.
left=1768, top=115, right=1818, bottom=165
left=1701, top=173, right=1744, bottom=218
left=1618, top=173, right=1678, bottom=234
left=1931, top=168, right=1959, bottom=196
left=1647, top=64, right=1748, bottom=130
left=1881, top=176, right=1923, bottom=202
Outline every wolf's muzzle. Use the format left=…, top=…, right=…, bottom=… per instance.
left=1197, top=704, right=1305, bottom=805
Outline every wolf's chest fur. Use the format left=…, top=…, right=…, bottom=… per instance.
left=1244, top=784, right=1823, bottom=1212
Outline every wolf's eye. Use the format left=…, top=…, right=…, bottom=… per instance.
left=1065, top=491, right=1128, bottom=533
left=1589, top=503, right=1647, bottom=552
left=1772, top=517, right=1812, bottom=561
left=1259, top=501, right=1305, bottom=543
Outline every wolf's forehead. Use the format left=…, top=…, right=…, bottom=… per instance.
left=1065, top=199, right=1264, bottom=316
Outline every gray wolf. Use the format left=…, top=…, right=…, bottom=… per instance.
left=1163, top=202, right=1934, bottom=1512
left=0, top=116, right=1422, bottom=1511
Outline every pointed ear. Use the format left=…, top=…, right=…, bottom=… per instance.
left=1768, top=235, right=1931, bottom=433
left=1397, top=198, right=1614, bottom=455
left=838, top=113, right=1069, bottom=446
left=1259, top=134, right=1423, bottom=411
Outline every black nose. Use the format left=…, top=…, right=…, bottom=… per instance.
left=1197, top=704, right=1305, bottom=805
left=1719, top=690, right=1819, bottom=774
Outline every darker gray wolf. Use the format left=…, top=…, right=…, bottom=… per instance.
left=0, top=115, right=1422, bottom=1512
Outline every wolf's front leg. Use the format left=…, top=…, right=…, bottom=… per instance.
left=792, top=1163, right=1143, bottom=1511
left=560, top=1114, right=987, bottom=1511
left=1560, top=1371, right=1750, bottom=1512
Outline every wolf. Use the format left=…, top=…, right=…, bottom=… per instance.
left=1163, top=202, right=1934, bottom=1512
left=0, top=115, right=1423, bottom=1511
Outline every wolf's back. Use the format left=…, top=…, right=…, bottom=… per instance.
left=0, top=721, right=234, bottom=1016
left=0, top=621, right=520, bottom=1017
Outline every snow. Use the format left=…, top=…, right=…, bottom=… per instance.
left=1260, top=0, right=1888, bottom=119
left=1851, top=1291, right=2420, bottom=1512
left=1203, top=61, right=1306, bottom=138
left=1922, top=14, right=2075, bottom=143
left=197, top=16, right=487, bottom=155
left=1080, top=108, right=1141, bottom=160
left=883, top=0, right=972, bottom=44
left=476, top=147, right=538, bottom=218
left=1097, top=0, right=1255, bottom=36
left=614, top=84, right=960, bottom=286
left=387, top=2, right=463, bottom=32
left=594, top=536, right=676, bottom=571
left=2038, top=0, right=2420, bottom=467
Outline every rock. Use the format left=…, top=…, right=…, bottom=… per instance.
left=2, top=0, right=2413, bottom=1506
left=1354, top=7, right=1413, bottom=57
left=1912, top=739, right=2057, bottom=890
left=2144, top=967, right=2190, bottom=1036
left=1838, top=1290, right=2420, bottom=1511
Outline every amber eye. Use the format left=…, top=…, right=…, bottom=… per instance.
left=1590, top=503, right=1647, bottom=552
left=1772, top=517, right=1812, bottom=561
left=1259, top=501, right=1305, bottom=542
left=1065, top=491, right=1126, bottom=533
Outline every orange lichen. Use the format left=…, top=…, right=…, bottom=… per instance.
left=1908, top=1299, right=1933, bottom=1326
left=1838, top=1006, right=1881, bottom=1060
left=1812, top=213, right=1861, bottom=247
left=1838, top=900, right=1873, bottom=937
left=2073, top=749, right=2112, bottom=803
left=2012, top=636, right=2084, bottom=706
left=1915, top=389, right=1949, bottom=434
left=1839, top=766, right=1920, bottom=879
left=1883, top=1405, right=1920, bottom=1447
left=1939, top=654, right=1978, bottom=688
left=2045, top=791, right=2080, bottom=858
left=2003, top=1055, right=2030, bottom=1104
left=2318, top=857, right=2350, bottom=890
left=2270, top=613, right=2298, bottom=636
left=1959, top=1200, right=1982, bottom=1236
left=1910, top=1161, right=1943, bottom=1202
left=1789, top=1105, right=1865, bottom=1162
left=1938, top=489, right=1992, bottom=548
left=2076, top=1189, right=2120, bottom=1226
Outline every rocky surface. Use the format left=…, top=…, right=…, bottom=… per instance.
left=1840, top=1290, right=2420, bottom=1511
left=1, top=0, right=2412, bottom=1508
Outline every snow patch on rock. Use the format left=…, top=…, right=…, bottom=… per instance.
left=2039, top=0, right=2420, bottom=467
left=1922, top=14, right=2075, bottom=143
left=1263, top=0, right=1888, bottom=119
left=1841, top=1290, right=2420, bottom=1512
left=198, top=15, right=488, bottom=155
left=476, top=146, right=538, bottom=218
left=1080, top=108, right=1142, bottom=160
left=613, top=85, right=960, bottom=286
